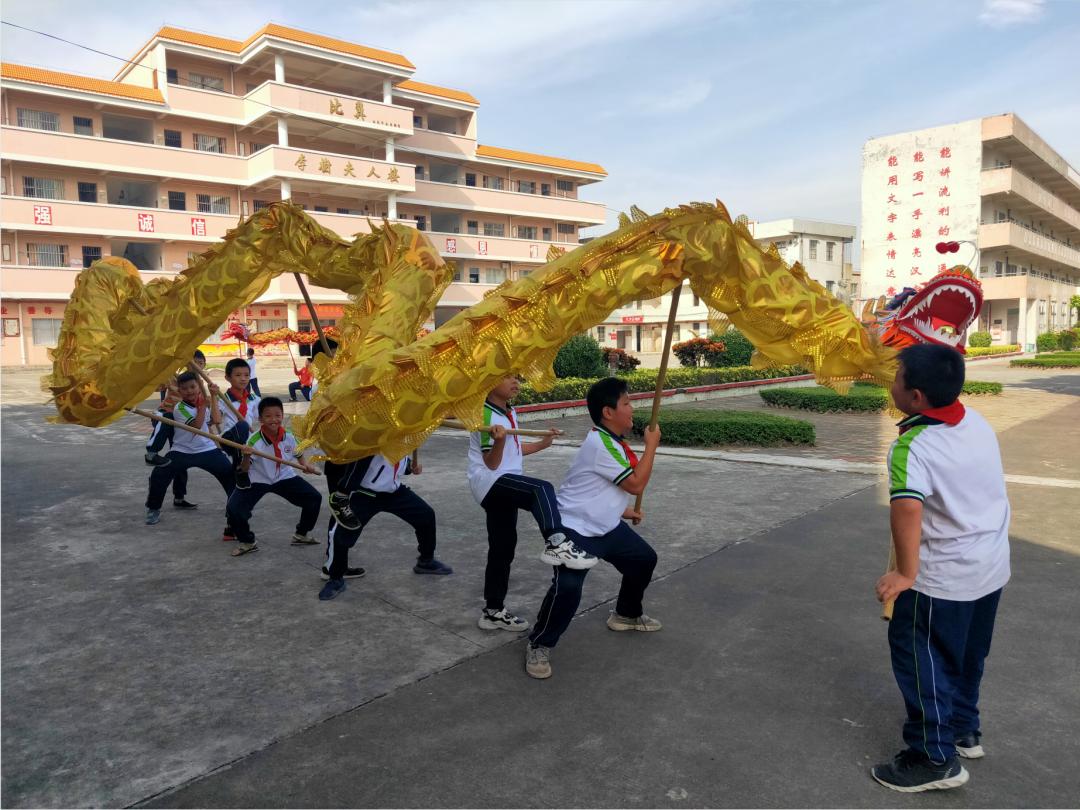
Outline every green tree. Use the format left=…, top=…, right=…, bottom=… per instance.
left=554, top=334, right=607, bottom=378
left=707, top=328, right=755, bottom=367
left=1070, top=294, right=1080, bottom=326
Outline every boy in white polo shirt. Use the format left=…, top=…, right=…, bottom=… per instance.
left=468, top=376, right=597, bottom=632
left=525, top=377, right=662, bottom=680
left=872, top=344, right=1011, bottom=793
left=219, top=358, right=260, bottom=488
left=226, top=397, right=322, bottom=557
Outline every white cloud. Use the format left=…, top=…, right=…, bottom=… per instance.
left=978, top=0, right=1046, bottom=28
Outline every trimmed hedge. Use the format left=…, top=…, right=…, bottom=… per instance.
left=968, top=331, right=992, bottom=348
left=631, top=409, right=815, bottom=447
left=1011, top=352, right=1080, bottom=369
left=761, top=380, right=1002, bottom=412
left=513, top=364, right=808, bottom=406
left=966, top=345, right=1020, bottom=357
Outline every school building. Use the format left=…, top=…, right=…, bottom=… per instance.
left=0, top=23, right=607, bottom=366
left=861, top=113, right=1080, bottom=350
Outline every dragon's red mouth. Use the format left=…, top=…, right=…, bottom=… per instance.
left=896, top=281, right=981, bottom=348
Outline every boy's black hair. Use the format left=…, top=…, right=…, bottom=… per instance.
left=246, top=347, right=255, bottom=357
left=586, top=377, right=629, bottom=426
left=310, top=337, right=338, bottom=360
left=192, top=349, right=206, bottom=361
left=258, top=396, right=284, bottom=415
left=176, top=370, right=198, bottom=385
left=225, top=358, right=250, bottom=376
left=896, top=344, right=965, bottom=407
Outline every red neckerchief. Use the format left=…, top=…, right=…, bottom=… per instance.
left=487, top=400, right=521, bottom=450
left=229, top=387, right=248, bottom=419
left=595, top=427, right=638, bottom=468
left=922, top=400, right=965, bottom=425
left=263, top=427, right=285, bottom=469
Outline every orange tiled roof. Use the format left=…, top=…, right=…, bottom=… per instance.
left=477, top=144, right=607, bottom=176
left=2, top=63, right=164, bottom=103
left=147, top=24, right=414, bottom=69
left=396, top=79, right=478, bottom=106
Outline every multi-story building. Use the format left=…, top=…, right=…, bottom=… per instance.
left=0, top=24, right=606, bottom=365
left=861, top=113, right=1080, bottom=350
left=594, top=217, right=855, bottom=365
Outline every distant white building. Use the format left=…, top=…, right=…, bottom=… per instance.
left=861, top=113, right=1080, bottom=349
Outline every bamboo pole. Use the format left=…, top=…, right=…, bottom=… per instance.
left=441, top=419, right=561, bottom=439
left=294, top=274, right=334, bottom=359
left=632, top=284, right=682, bottom=519
left=128, top=407, right=317, bottom=474
left=882, top=544, right=897, bottom=621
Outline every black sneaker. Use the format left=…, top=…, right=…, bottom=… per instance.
left=235, top=470, right=252, bottom=490
left=328, top=492, right=362, bottom=530
left=321, top=566, right=365, bottom=580
left=871, top=750, right=969, bottom=792
left=318, top=579, right=346, bottom=601
left=172, top=499, right=198, bottom=509
left=413, top=557, right=453, bottom=575
left=145, top=452, right=171, bottom=467
left=955, top=732, right=984, bottom=759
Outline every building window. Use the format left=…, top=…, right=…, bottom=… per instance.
left=543, top=227, right=552, bottom=241
left=596, top=326, right=605, bottom=341
left=197, top=194, right=230, bottom=214
left=826, top=241, right=835, bottom=261
left=557, top=223, right=575, bottom=241
left=17, top=108, right=60, bottom=131
left=77, top=182, right=98, bottom=203
left=189, top=72, right=225, bottom=91
left=413, top=115, right=423, bottom=128
left=168, top=191, right=186, bottom=211
left=692, top=293, right=700, bottom=307
left=415, top=166, right=425, bottom=180
left=415, top=215, right=427, bottom=231
left=452, top=267, right=462, bottom=282
left=469, top=267, right=480, bottom=283
left=253, top=200, right=270, bottom=211
left=467, top=220, right=479, bottom=235
left=483, top=176, right=504, bottom=191
left=483, top=223, right=505, bottom=237
left=314, top=206, right=328, bottom=212
left=32, top=318, right=64, bottom=346
left=166, top=68, right=178, bottom=84
left=809, top=240, right=818, bottom=260
left=73, top=115, right=94, bottom=136
left=693, top=322, right=701, bottom=332
left=517, top=180, right=536, bottom=194
left=164, top=129, right=182, bottom=148
left=556, top=179, right=574, bottom=195
left=515, top=226, right=538, bottom=240
left=250, top=142, right=270, bottom=153
left=485, top=267, right=507, bottom=284
left=22, top=177, right=64, bottom=199
left=194, top=134, right=226, bottom=153
left=541, top=183, right=551, bottom=196
left=465, top=173, right=477, bottom=187
left=25, top=243, right=68, bottom=267
left=82, top=246, right=102, bottom=268
left=826, top=280, right=835, bottom=292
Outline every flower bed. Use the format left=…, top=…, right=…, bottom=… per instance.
left=631, top=409, right=815, bottom=447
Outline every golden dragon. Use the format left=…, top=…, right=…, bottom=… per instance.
left=45, top=200, right=898, bottom=462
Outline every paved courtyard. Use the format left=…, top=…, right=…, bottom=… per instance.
left=2, top=357, right=1078, bottom=807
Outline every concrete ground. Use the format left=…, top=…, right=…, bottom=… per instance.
left=2, top=359, right=1078, bottom=807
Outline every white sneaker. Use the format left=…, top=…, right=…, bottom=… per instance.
left=539, top=533, right=598, bottom=570
left=478, top=607, right=530, bottom=632
left=525, top=644, right=552, bottom=679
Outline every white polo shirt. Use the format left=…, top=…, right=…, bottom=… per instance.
left=220, top=388, right=260, bottom=433
left=557, top=426, right=635, bottom=537
left=245, top=428, right=302, bottom=485
left=468, top=401, right=524, bottom=503
left=888, top=405, right=1011, bottom=601
left=171, top=399, right=218, bottom=454
left=347, top=454, right=406, bottom=495
left=246, top=357, right=258, bottom=378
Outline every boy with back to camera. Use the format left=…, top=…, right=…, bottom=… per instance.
left=524, top=377, right=662, bottom=680
left=871, top=344, right=1010, bottom=793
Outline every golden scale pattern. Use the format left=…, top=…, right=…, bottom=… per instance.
left=45, top=200, right=897, bottom=463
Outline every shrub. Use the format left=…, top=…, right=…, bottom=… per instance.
left=707, top=328, right=755, bottom=367
left=631, top=409, right=815, bottom=447
left=553, top=335, right=606, bottom=378
left=966, top=345, right=1020, bottom=357
left=1011, top=352, right=1080, bottom=369
left=1036, top=332, right=1059, bottom=353
left=761, top=380, right=1002, bottom=412
left=601, top=346, right=641, bottom=372
left=672, top=337, right=727, bottom=367
left=1058, top=329, right=1077, bottom=351
left=968, top=331, right=992, bottom=348
left=512, top=364, right=809, bottom=405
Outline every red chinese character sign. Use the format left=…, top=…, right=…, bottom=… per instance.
left=859, top=120, right=981, bottom=299
left=33, top=205, right=53, bottom=225
left=190, top=218, right=207, bottom=236
left=137, top=213, right=155, bottom=233
left=445, top=238, right=457, bottom=254
left=477, top=240, right=488, bottom=256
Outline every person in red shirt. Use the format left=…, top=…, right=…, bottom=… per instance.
left=289, top=357, right=314, bottom=402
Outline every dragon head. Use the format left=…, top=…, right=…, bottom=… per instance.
left=870, top=266, right=983, bottom=352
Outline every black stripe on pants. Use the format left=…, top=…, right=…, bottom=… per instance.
left=528, top=522, right=657, bottom=649
left=479, top=473, right=564, bottom=611
left=325, top=485, right=436, bottom=579
left=146, top=449, right=235, bottom=511
left=226, top=477, right=322, bottom=543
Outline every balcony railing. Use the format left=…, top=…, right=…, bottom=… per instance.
left=980, top=166, right=1080, bottom=232
left=979, top=221, right=1080, bottom=269
left=407, top=179, right=605, bottom=224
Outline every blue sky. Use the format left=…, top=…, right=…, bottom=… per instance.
left=3, top=0, right=1078, bottom=244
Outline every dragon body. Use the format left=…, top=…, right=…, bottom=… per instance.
left=46, top=200, right=975, bottom=463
